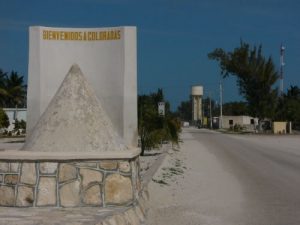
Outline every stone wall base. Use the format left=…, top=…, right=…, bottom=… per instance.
left=0, top=157, right=141, bottom=208
left=99, top=188, right=149, bottom=225
left=0, top=187, right=149, bottom=225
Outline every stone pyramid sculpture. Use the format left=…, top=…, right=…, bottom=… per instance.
left=22, top=64, right=128, bottom=152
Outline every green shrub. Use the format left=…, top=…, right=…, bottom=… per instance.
left=233, top=124, right=243, bottom=132
left=0, top=108, right=9, bottom=128
left=14, top=119, right=26, bottom=131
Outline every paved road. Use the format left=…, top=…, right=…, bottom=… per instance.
left=147, top=128, right=300, bottom=225
left=191, top=128, right=300, bottom=225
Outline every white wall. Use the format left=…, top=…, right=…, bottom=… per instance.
left=28, top=26, right=137, bottom=147
left=3, top=108, right=27, bottom=131
left=3, top=108, right=27, bottom=124
left=222, top=116, right=258, bottom=129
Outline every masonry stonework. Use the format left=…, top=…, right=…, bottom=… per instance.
left=0, top=158, right=139, bottom=208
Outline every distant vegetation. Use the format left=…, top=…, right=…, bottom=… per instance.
left=176, top=98, right=192, bottom=122
left=138, top=89, right=181, bottom=155
left=0, top=108, right=9, bottom=128
left=276, top=86, right=300, bottom=130
left=0, top=68, right=27, bottom=133
left=176, top=41, right=300, bottom=131
left=0, top=69, right=26, bottom=108
left=176, top=98, right=249, bottom=125
left=208, top=41, right=278, bottom=122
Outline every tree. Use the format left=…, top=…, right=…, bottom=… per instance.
left=208, top=41, right=279, bottom=122
left=0, top=108, right=9, bottom=129
left=222, top=101, right=249, bottom=116
left=14, top=119, right=26, bottom=130
left=138, top=94, right=162, bottom=155
left=202, top=97, right=220, bottom=117
left=177, top=98, right=192, bottom=121
left=0, top=69, right=27, bottom=109
left=0, top=69, right=8, bottom=106
left=5, top=71, right=26, bottom=108
left=276, top=85, right=300, bottom=130
left=138, top=89, right=181, bottom=155
left=13, top=119, right=26, bottom=135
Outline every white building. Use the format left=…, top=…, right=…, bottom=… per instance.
left=221, top=115, right=258, bottom=130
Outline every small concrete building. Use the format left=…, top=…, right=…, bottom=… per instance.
left=221, top=115, right=258, bottom=130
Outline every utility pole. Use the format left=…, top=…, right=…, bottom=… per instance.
left=209, top=91, right=212, bottom=129
left=280, top=43, right=285, bottom=96
left=219, top=80, right=223, bottom=129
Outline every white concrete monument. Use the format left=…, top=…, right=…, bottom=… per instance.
left=23, top=64, right=128, bottom=152
left=28, top=26, right=137, bottom=147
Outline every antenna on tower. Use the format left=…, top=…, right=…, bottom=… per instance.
left=280, top=43, right=285, bottom=96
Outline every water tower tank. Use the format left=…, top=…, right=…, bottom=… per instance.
left=191, top=86, right=203, bottom=96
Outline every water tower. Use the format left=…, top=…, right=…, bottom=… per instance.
left=191, top=85, right=203, bottom=123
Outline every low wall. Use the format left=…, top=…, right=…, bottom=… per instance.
left=0, top=150, right=141, bottom=208
left=273, top=121, right=287, bottom=134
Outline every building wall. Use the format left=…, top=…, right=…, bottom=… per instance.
left=221, top=116, right=258, bottom=129
left=273, top=122, right=287, bottom=134
left=3, top=108, right=27, bottom=129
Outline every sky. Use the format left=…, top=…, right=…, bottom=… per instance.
left=0, top=0, right=299, bottom=110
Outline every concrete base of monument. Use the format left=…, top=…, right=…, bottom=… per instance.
left=0, top=149, right=140, bottom=160
left=0, top=149, right=141, bottom=209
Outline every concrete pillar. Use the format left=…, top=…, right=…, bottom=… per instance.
left=191, top=86, right=203, bottom=126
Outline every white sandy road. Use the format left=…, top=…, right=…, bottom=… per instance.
left=147, top=129, right=246, bottom=225
left=146, top=128, right=300, bottom=225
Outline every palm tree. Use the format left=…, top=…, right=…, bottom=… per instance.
left=0, top=69, right=8, bottom=107
left=5, top=71, right=26, bottom=119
